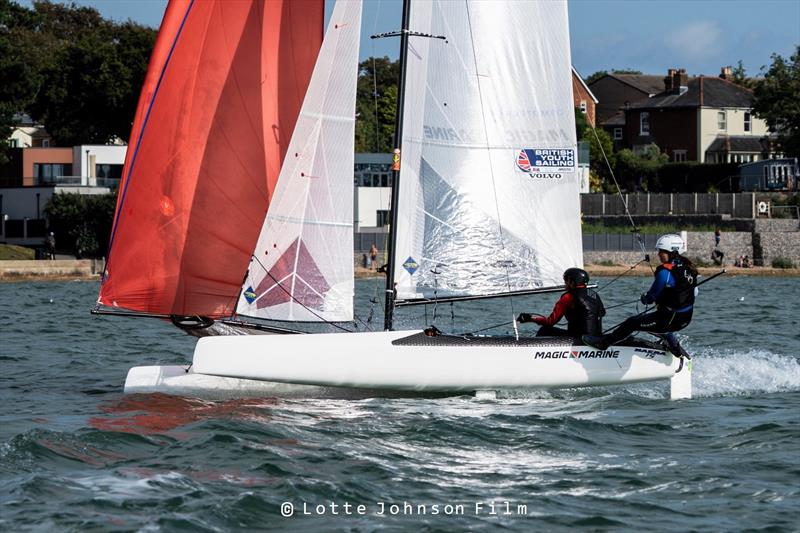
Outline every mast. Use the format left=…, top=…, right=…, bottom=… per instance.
left=383, top=0, right=411, bottom=331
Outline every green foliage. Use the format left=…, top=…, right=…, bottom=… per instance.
left=581, top=222, right=717, bottom=234
left=44, top=192, right=116, bottom=258
left=753, top=46, right=800, bottom=158
left=730, top=60, right=756, bottom=89
left=583, top=126, right=615, bottom=186
left=654, top=162, right=739, bottom=192
left=0, top=243, right=35, bottom=260
left=355, top=56, right=399, bottom=153
left=574, top=108, right=588, bottom=140
left=0, top=0, right=156, bottom=147
left=771, top=257, right=795, bottom=269
left=585, top=69, right=643, bottom=85
left=614, top=144, right=668, bottom=191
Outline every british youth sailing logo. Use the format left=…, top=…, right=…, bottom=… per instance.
left=516, top=148, right=575, bottom=178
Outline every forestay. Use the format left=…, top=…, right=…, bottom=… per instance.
left=392, top=0, right=582, bottom=302
left=236, top=0, right=362, bottom=322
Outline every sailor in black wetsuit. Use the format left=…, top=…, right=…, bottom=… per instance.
left=517, top=268, right=605, bottom=337
left=583, top=234, right=697, bottom=357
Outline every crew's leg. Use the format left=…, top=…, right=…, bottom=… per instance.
left=536, top=325, right=571, bottom=337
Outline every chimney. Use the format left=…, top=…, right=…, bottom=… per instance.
left=720, top=66, right=733, bottom=80
left=672, top=68, right=688, bottom=95
left=664, top=68, right=677, bottom=92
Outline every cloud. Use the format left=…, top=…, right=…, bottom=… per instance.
left=663, top=21, right=723, bottom=61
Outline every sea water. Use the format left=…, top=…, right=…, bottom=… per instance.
left=1, top=276, right=798, bottom=531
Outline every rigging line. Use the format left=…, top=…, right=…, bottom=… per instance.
left=588, top=125, right=652, bottom=272
left=596, top=258, right=647, bottom=292
left=250, top=254, right=354, bottom=333
left=462, top=320, right=517, bottom=335
left=464, top=1, right=516, bottom=319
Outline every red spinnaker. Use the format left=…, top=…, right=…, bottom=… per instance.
left=99, top=0, right=323, bottom=317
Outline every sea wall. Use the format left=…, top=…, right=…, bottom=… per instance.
left=0, top=259, right=101, bottom=279
left=755, top=233, right=800, bottom=266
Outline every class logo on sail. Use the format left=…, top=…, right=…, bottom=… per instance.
left=516, top=148, right=575, bottom=178
left=403, top=257, right=419, bottom=275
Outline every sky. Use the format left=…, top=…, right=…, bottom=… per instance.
left=19, top=0, right=800, bottom=79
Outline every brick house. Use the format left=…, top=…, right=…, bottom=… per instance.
left=588, top=73, right=664, bottom=145
left=572, top=67, right=598, bottom=127
left=625, top=68, right=771, bottom=163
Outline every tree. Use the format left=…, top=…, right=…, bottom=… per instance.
left=752, top=46, right=800, bottom=158
left=730, top=59, right=756, bottom=89
left=585, top=69, right=642, bottom=85
left=355, top=56, right=399, bottom=152
left=614, top=144, right=668, bottom=191
left=583, top=125, right=615, bottom=188
left=44, top=192, right=116, bottom=257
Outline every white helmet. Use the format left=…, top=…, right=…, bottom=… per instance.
left=655, top=233, right=685, bottom=253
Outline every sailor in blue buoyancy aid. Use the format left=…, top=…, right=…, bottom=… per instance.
left=583, top=234, right=697, bottom=357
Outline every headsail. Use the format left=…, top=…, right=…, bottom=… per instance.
left=98, top=0, right=324, bottom=318
left=392, top=0, right=581, bottom=302
left=235, top=0, right=362, bottom=322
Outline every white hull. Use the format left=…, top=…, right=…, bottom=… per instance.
left=125, top=330, right=687, bottom=398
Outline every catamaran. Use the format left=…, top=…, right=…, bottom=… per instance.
left=94, top=0, right=691, bottom=400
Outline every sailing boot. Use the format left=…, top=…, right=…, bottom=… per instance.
left=664, top=333, right=692, bottom=359
left=582, top=334, right=610, bottom=350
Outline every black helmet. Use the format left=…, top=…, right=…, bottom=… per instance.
left=563, top=267, right=589, bottom=285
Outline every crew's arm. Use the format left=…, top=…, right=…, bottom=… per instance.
left=533, top=293, right=573, bottom=326
left=642, top=268, right=671, bottom=304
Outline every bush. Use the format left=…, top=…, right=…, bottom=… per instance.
left=771, top=257, right=795, bottom=269
left=44, top=192, right=116, bottom=258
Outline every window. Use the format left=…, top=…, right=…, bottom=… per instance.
left=673, top=150, right=687, bottom=162
left=376, top=210, right=390, bottom=227
left=42, top=139, right=50, bottom=147
left=639, top=112, right=650, bottom=135
left=717, top=111, right=727, bottom=130
left=613, top=128, right=622, bottom=140
left=744, top=112, right=751, bottom=132
left=579, top=101, right=587, bottom=114
left=33, top=163, right=72, bottom=182
left=9, top=139, right=18, bottom=148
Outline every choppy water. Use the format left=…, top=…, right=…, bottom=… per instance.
left=1, top=276, right=798, bottom=531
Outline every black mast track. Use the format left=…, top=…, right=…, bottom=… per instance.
left=382, top=0, right=412, bottom=332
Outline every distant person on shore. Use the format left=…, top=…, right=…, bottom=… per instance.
left=45, top=232, right=56, bottom=260
left=517, top=268, right=605, bottom=337
left=583, top=234, right=697, bottom=358
left=711, top=248, right=724, bottom=266
left=714, top=228, right=721, bottom=248
left=369, top=244, right=379, bottom=271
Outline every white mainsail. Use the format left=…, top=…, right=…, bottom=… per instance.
left=236, top=0, right=362, bottom=322
left=392, top=0, right=582, bottom=301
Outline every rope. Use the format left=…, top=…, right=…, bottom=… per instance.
left=596, top=258, right=648, bottom=292
left=589, top=125, right=652, bottom=270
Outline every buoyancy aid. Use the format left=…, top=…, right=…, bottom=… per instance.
left=564, top=286, right=606, bottom=336
left=655, top=261, right=696, bottom=311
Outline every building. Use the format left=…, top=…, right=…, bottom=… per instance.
left=624, top=68, right=771, bottom=163
left=588, top=73, right=665, bottom=145
left=7, top=114, right=53, bottom=149
left=572, top=67, right=598, bottom=127
left=739, top=158, right=798, bottom=191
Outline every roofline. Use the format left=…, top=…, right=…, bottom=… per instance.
left=572, top=67, right=598, bottom=104
left=602, top=73, right=663, bottom=96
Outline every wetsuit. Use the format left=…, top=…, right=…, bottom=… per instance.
left=531, top=285, right=605, bottom=337
left=591, top=259, right=696, bottom=351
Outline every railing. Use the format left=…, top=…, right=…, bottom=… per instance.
left=34, top=175, right=83, bottom=186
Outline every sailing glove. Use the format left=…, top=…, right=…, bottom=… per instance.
left=517, top=313, right=534, bottom=323
left=640, top=293, right=652, bottom=305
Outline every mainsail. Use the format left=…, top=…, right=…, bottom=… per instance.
left=98, top=0, right=324, bottom=318
left=236, top=0, right=362, bottom=322
left=392, top=0, right=582, bottom=302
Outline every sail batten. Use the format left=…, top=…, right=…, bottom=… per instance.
left=392, top=0, right=582, bottom=302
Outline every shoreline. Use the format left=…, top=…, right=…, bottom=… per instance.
left=1, top=262, right=798, bottom=283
